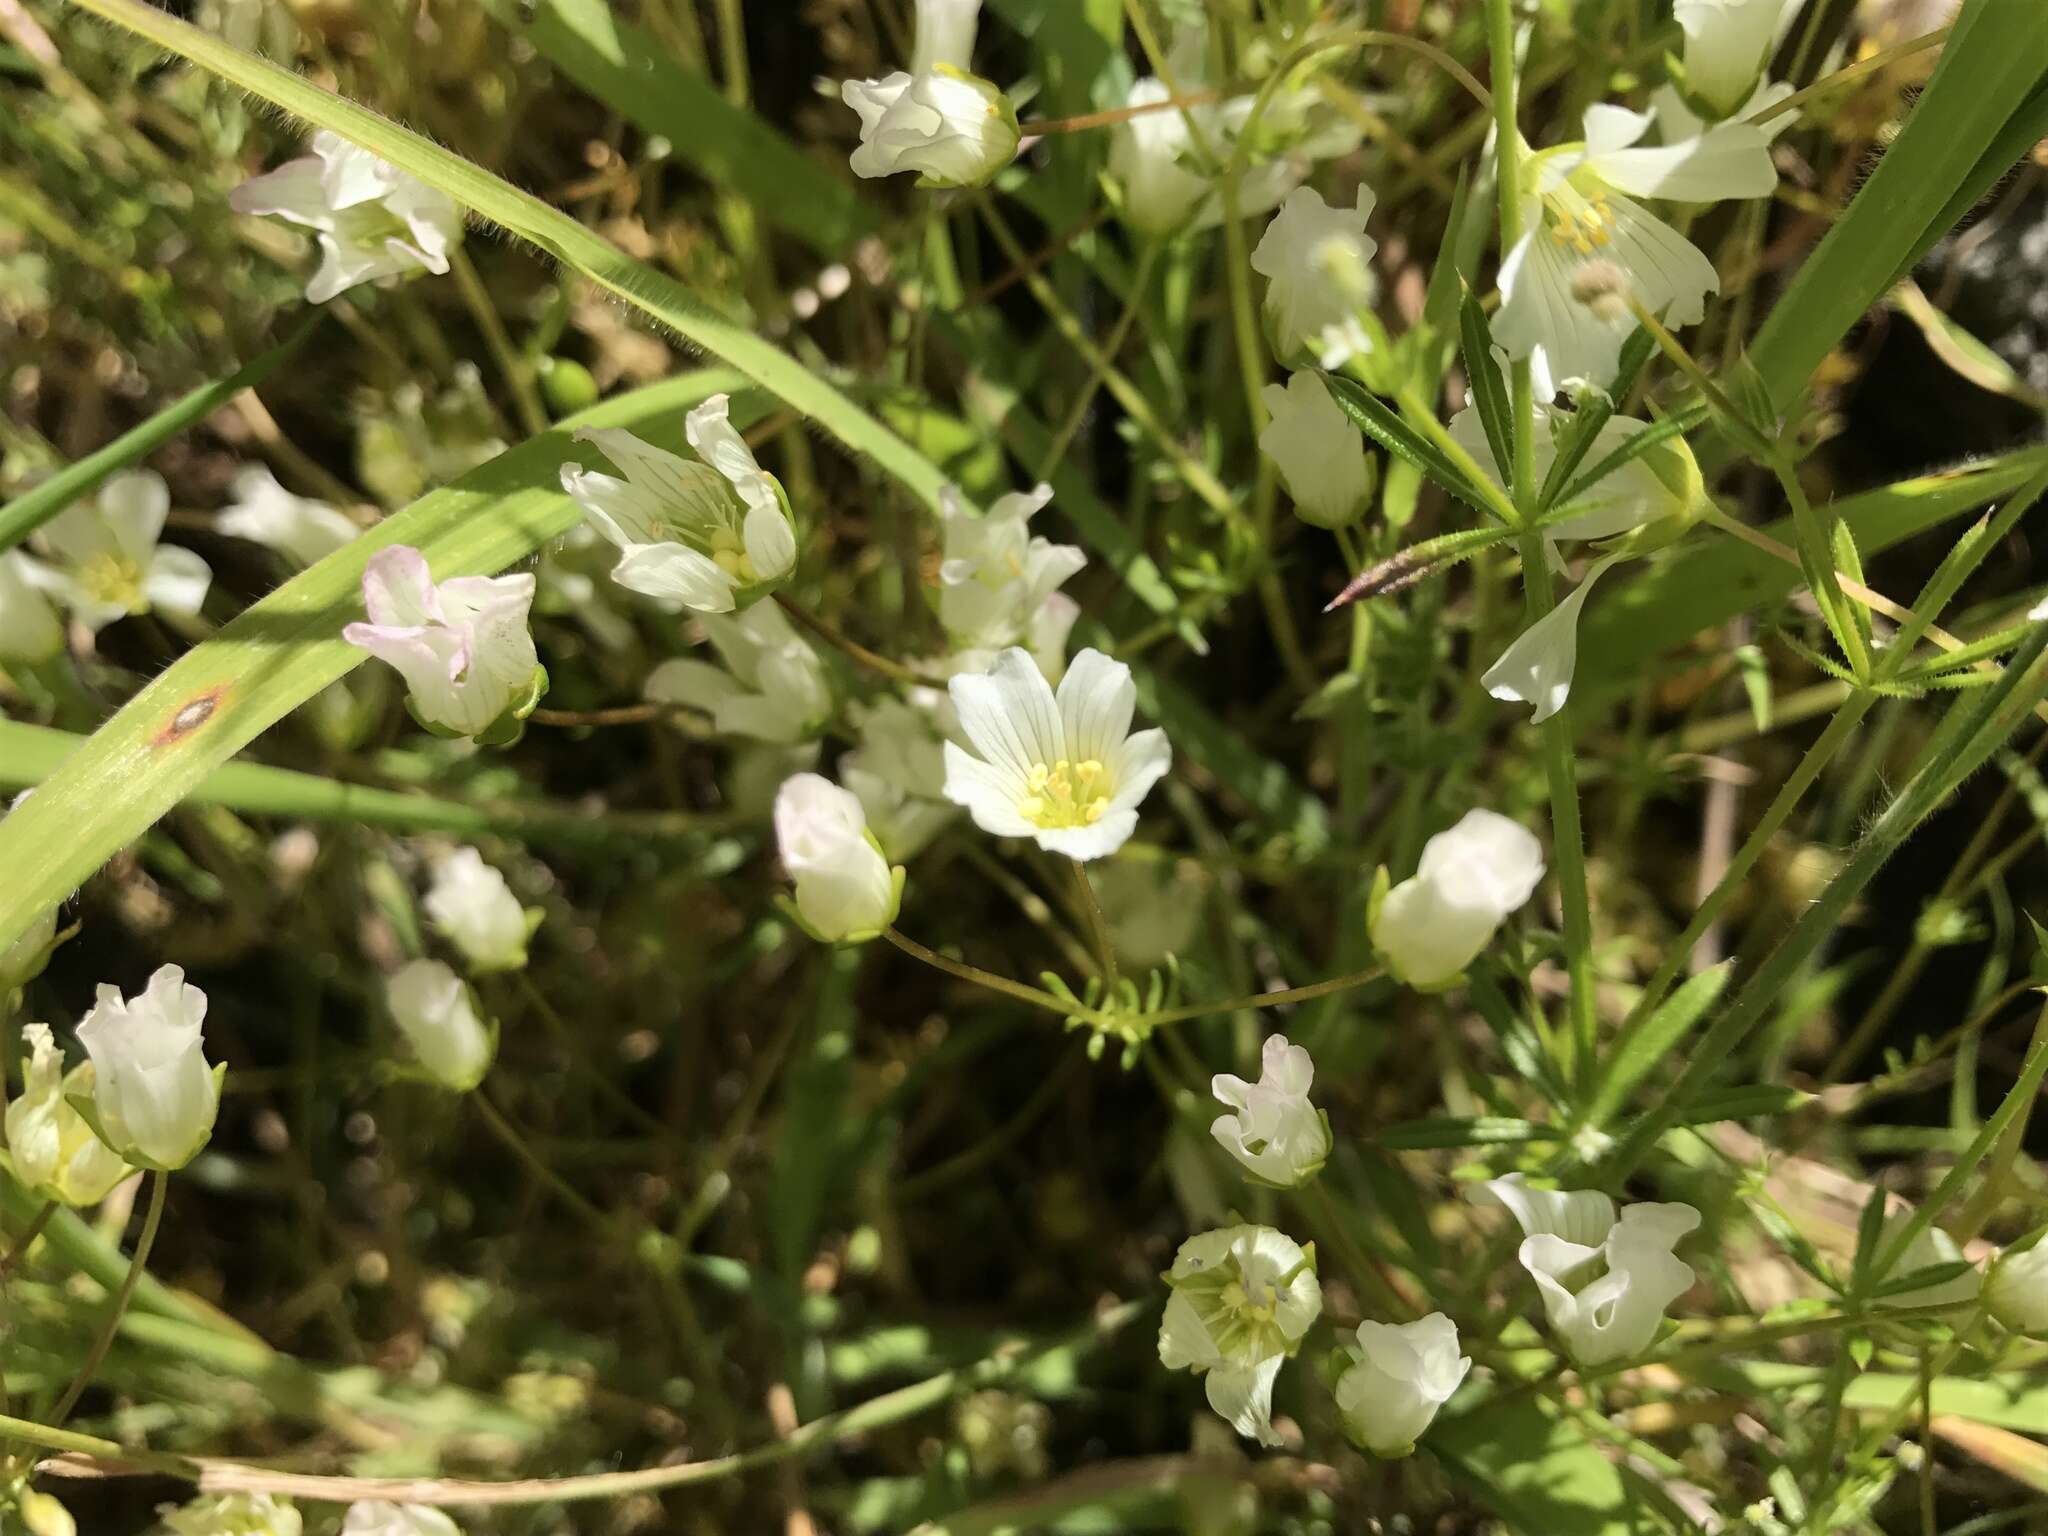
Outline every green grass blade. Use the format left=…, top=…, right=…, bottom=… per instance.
left=0, top=313, right=322, bottom=552
left=0, top=371, right=746, bottom=953
left=1457, top=289, right=1515, bottom=482
left=1746, top=0, right=2048, bottom=410
left=474, top=0, right=877, bottom=258
left=63, top=0, right=948, bottom=517
left=1584, top=961, right=1732, bottom=1127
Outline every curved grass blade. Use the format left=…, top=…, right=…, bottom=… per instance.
left=1552, top=403, right=1708, bottom=512
left=0, top=371, right=747, bottom=953
left=62, top=0, right=948, bottom=517
left=0, top=313, right=323, bottom=552
left=1457, top=289, right=1515, bottom=483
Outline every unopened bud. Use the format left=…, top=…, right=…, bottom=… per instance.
left=1568, top=259, right=1632, bottom=324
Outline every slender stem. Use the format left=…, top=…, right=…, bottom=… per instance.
left=772, top=593, right=933, bottom=687
left=527, top=703, right=675, bottom=727
left=1023, top=89, right=1224, bottom=136
left=1748, top=25, right=1951, bottom=126
left=1136, top=965, right=1385, bottom=1030
left=1069, top=860, right=1120, bottom=998
left=473, top=1089, right=615, bottom=1235
left=882, top=926, right=1086, bottom=1022
left=448, top=247, right=548, bottom=438
left=47, top=1170, right=167, bottom=1427
left=0, top=1199, right=58, bottom=1277
left=1485, top=0, right=1535, bottom=510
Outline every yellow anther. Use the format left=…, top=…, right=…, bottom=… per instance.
left=1027, top=763, right=1052, bottom=792
left=1075, top=760, right=1102, bottom=783
left=1083, top=797, right=1108, bottom=824
left=1020, top=760, right=1115, bottom=829
left=1016, top=794, right=1046, bottom=819
left=78, top=553, right=145, bottom=612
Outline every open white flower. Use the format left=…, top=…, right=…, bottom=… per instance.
left=1159, top=1224, right=1322, bottom=1446
left=1250, top=186, right=1379, bottom=368
left=1989, top=1244, right=2048, bottom=1334
left=1260, top=372, right=1370, bottom=528
left=1872, top=1212, right=1981, bottom=1311
left=936, top=484, right=1085, bottom=652
left=645, top=602, right=831, bottom=746
left=1481, top=554, right=1625, bottom=724
left=1674, top=0, right=1797, bottom=118
left=1451, top=404, right=1701, bottom=545
left=0, top=551, right=63, bottom=661
left=1335, top=1314, right=1471, bottom=1456
left=425, top=848, right=533, bottom=974
left=562, top=395, right=795, bottom=614
left=841, top=0, right=1017, bottom=188
left=343, top=546, right=539, bottom=739
left=942, top=647, right=1171, bottom=861
left=1210, top=1034, right=1330, bottom=1188
left=6, top=1023, right=133, bottom=1206
left=775, top=773, right=903, bottom=943
left=386, top=960, right=493, bottom=1092
left=342, top=1505, right=460, bottom=1536
left=842, top=694, right=957, bottom=861
left=1372, top=809, right=1545, bottom=987
left=75, top=965, right=222, bottom=1171
left=1477, top=1174, right=1700, bottom=1365
left=229, top=130, right=462, bottom=304
left=26, top=470, right=211, bottom=632
left=1497, top=103, right=1775, bottom=391
left=217, top=465, right=359, bottom=567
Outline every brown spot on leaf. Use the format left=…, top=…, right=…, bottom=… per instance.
left=153, top=688, right=223, bottom=747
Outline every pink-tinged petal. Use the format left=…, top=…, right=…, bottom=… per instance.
left=360, top=546, right=443, bottom=628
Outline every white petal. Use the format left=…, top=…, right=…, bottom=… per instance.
left=1482, top=555, right=1622, bottom=722
left=1055, top=647, right=1137, bottom=766
left=949, top=647, right=1064, bottom=775
left=610, top=542, right=737, bottom=612
left=142, top=546, right=213, bottom=618
left=1204, top=1356, right=1286, bottom=1447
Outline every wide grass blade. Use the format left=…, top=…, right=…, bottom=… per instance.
left=0, top=371, right=747, bottom=953
left=61, top=0, right=949, bottom=517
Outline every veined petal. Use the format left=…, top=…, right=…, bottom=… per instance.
left=610, top=541, right=737, bottom=612
left=1204, top=1357, right=1286, bottom=1447
left=1594, top=119, right=1778, bottom=202
left=940, top=741, right=1038, bottom=837
left=142, top=547, right=213, bottom=619
left=1482, top=554, right=1622, bottom=722
left=1034, top=810, right=1138, bottom=860
left=98, top=470, right=171, bottom=562
left=949, top=647, right=1065, bottom=776
left=1107, top=727, right=1172, bottom=813
left=1056, top=647, right=1138, bottom=766
left=742, top=502, right=798, bottom=583
left=1477, top=1173, right=1618, bottom=1246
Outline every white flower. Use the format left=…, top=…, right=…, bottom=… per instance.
left=25, top=470, right=211, bottom=632
left=1451, top=404, right=1700, bottom=544
left=1674, top=0, right=1796, bottom=118
left=1259, top=372, right=1370, bottom=528
left=1872, top=1212, right=1981, bottom=1311
left=1372, top=809, right=1545, bottom=987
left=5, top=1023, right=132, bottom=1206
left=158, top=1493, right=303, bottom=1536
left=75, top=965, right=222, bottom=1171
left=1334, top=1313, right=1471, bottom=1455
left=1481, top=554, right=1624, bottom=724
left=775, top=773, right=903, bottom=942
left=385, top=960, right=492, bottom=1092
left=1477, top=1174, right=1700, bottom=1366
left=217, top=465, right=359, bottom=567
left=942, top=647, right=1171, bottom=861
left=229, top=130, right=462, bottom=304
left=341, top=1505, right=460, bottom=1536
left=1110, top=76, right=1217, bottom=234
left=841, top=0, right=1016, bottom=189
left=1027, top=591, right=1081, bottom=683
left=842, top=694, right=957, bottom=861
left=424, top=848, right=533, bottom=974
left=645, top=602, right=831, bottom=746
left=342, top=547, right=539, bottom=739
left=935, top=484, right=1085, bottom=651
left=1250, top=186, right=1379, bottom=368
left=1989, top=1244, right=2048, bottom=1334
left=0, top=550, right=63, bottom=661
left=1158, top=1224, right=1322, bottom=1446
left=1497, top=103, right=1775, bottom=391
left=909, top=0, right=979, bottom=73
left=1210, top=1035, right=1330, bottom=1188
left=561, top=395, right=796, bottom=614
left=1652, top=79, right=1799, bottom=144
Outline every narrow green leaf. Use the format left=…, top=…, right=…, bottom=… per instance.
left=1322, top=372, right=1493, bottom=516
left=0, top=313, right=322, bottom=553
left=1584, top=962, right=1732, bottom=1127
left=1553, top=404, right=1708, bottom=512
left=1675, top=1084, right=1812, bottom=1124
left=1373, top=1116, right=1556, bottom=1150
left=64, top=0, right=949, bottom=517
left=1458, top=289, right=1515, bottom=483
left=1535, top=325, right=1655, bottom=513
left=0, top=371, right=746, bottom=953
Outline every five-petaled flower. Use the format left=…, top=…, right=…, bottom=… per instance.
left=25, top=470, right=211, bottom=633
left=841, top=0, right=1018, bottom=189
left=343, top=546, right=540, bottom=740
left=1372, top=809, right=1546, bottom=987
left=934, top=484, right=1086, bottom=653
left=1334, top=1314, right=1471, bottom=1456
left=1251, top=186, right=1380, bottom=368
left=1210, top=1034, right=1330, bottom=1188
left=75, top=965, right=223, bottom=1172
left=1158, top=1224, right=1322, bottom=1446
left=645, top=601, right=832, bottom=746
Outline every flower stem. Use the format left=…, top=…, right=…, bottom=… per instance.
left=448, top=247, right=549, bottom=439
left=0, top=1198, right=57, bottom=1278
left=48, top=1169, right=167, bottom=1427
left=1069, top=859, right=1120, bottom=998
left=771, top=593, right=932, bottom=687
left=1137, top=965, right=1385, bottom=1030
left=882, top=926, right=1090, bottom=1023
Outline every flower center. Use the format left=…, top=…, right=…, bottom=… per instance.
left=1544, top=188, right=1618, bottom=257
left=78, top=552, right=146, bottom=612
left=708, top=526, right=758, bottom=582
left=1221, top=1278, right=1279, bottom=1325
left=1016, top=758, right=1109, bottom=829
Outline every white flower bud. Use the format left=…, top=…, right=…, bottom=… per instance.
left=775, top=774, right=901, bottom=942
left=1249, top=187, right=1379, bottom=368
left=1371, top=809, right=1545, bottom=987
left=386, top=961, right=493, bottom=1092
left=0, top=551, right=63, bottom=662
left=75, top=965, right=222, bottom=1172
left=229, top=130, right=462, bottom=304
left=6, top=1023, right=132, bottom=1206
left=217, top=466, right=359, bottom=567
left=1258, top=372, right=1370, bottom=529
left=1334, top=1313, right=1471, bottom=1455
left=1158, top=1224, right=1322, bottom=1446
left=424, top=849, right=533, bottom=974
left=1989, top=1244, right=2048, bottom=1334
left=1210, top=1035, right=1330, bottom=1188
left=342, top=546, right=540, bottom=740
left=1675, top=0, right=1793, bottom=118
left=842, top=68, right=1019, bottom=189
left=341, top=1501, right=461, bottom=1536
